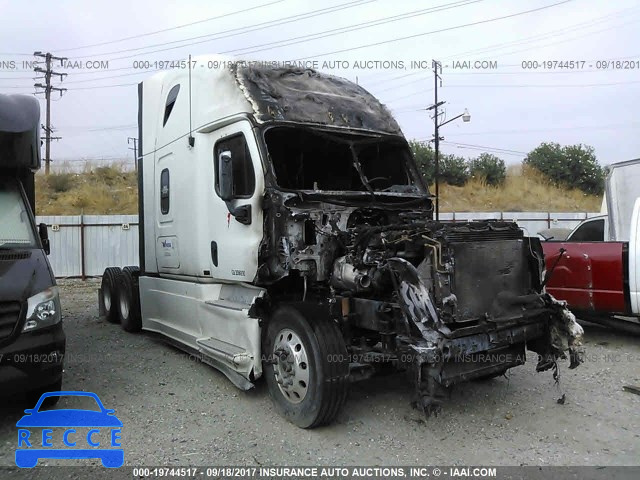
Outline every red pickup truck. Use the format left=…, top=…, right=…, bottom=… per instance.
left=541, top=159, right=640, bottom=331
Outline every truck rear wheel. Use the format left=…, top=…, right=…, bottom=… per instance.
left=101, top=267, right=123, bottom=324
left=119, top=267, right=141, bottom=332
left=263, top=306, right=349, bottom=428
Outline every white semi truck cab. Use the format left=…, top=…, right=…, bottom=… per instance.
left=101, top=57, right=584, bottom=428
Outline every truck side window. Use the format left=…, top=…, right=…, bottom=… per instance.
left=570, top=218, right=604, bottom=241
left=163, top=85, right=180, bottom=126
left=160, top=169, right=170, bottom=214
left=214, top=133, right=255, bottom=199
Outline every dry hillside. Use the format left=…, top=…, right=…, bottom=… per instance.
left=34, top=163, right=602, bottom=215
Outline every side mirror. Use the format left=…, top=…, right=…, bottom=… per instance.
left=38, top=223, right=50, bottom=255
left=218, top=150, right=233, bottom=201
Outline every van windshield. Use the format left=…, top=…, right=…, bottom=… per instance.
left=0, top=181, right=37, bottom=249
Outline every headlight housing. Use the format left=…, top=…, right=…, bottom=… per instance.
left=23, top=286, right=62, bottom=332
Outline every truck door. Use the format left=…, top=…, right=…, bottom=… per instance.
left=628, top=198, right=640, bottom=315
left=207, top=121, right=264, bottom=282
left=545, top=242, right=626, bottom=314
left=544, top=216, right=628, bottom=314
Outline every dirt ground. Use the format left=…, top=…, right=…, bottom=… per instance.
left=1, top=279, right=639, bottom=469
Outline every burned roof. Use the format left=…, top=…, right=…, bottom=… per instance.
left=0, top=94, right=41, bottom=170
left=234, top=64, right=402, bottom=135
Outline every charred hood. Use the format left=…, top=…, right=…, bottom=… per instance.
left=234, top=64, right=402, bottom=135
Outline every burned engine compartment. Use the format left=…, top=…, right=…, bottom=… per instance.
left=255, top=125, right=583, bottom=414
left=260, top=194, right=542, bottom=322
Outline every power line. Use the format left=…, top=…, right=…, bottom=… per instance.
left=57, top=0, right=285, bottom=52
left=445, top=122, right=640, bottom=136
left=69, top=82, right=138, bottom=90
left=294, top=0, right=573, bottom=60
left=440, top=141, right=527, bottom=155
left=64, top=69, right=156, bottom=84
left=440, top=5, right=640, bottom=61
left=73, top=0, right=377, bottom=60
left=358, top=8, right=640, bottom=91
left=9, top=63, right=640, bottom=94
left=477, top=16, right=640, bottom=62
left=218, top=0, right=485, bottom=57
left=443, top=79, right=640, bottom=87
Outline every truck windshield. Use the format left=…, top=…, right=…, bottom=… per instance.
left=0, top=181, right=37, bottom=249
left=264, top=126, right=425, bottom=194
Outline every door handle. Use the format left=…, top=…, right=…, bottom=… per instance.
left=211, top=241, right=218, bottom=267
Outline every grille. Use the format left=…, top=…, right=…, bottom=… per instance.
left=0, top=301, right=22, bottom=340
left=0, top=251, right=32, bottom=261
left=444, top=222, right=523, bottom=243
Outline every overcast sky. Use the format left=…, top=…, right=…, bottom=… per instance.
left=1, top=0, right=638, bottom=168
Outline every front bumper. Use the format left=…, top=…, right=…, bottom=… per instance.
left=409, top=311, right=549, bottom=387
left=0, top=322, right=65, bottom=396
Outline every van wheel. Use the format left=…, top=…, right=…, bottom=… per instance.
left=101, top=267, right=123, bottom=324
left=119, top=267, right=141, bottom=332
left=263, top=306, right=349, bottom=428
left=28, top=378, right=62, bottom=409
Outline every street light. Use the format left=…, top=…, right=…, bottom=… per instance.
left=428, top=60, right=471, bottom=221
left=431, top=107, right=471, bottom=221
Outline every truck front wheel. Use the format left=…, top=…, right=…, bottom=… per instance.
left=263, top=306, right=349, bottom=428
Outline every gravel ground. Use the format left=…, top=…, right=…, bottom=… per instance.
left=1, top=279, right=639, bottom=469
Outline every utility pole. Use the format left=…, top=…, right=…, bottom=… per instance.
left=426, top=59, right=471, bottom=221
left=128, top=137, right=138, bottom=171
left=34, top=52, right=67, bottom=175
left=427, top=60, right=444, bottom=221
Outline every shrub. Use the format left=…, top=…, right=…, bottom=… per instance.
left=439, top=153, right=469, bottom=186
left=468, top=153, right=506, bottom=186
left=47, top=173, right=74, bottom=193
left=524, top=142, right=604, bottom=195
left=409, top=141, right=470, bottom=186
left=409, top=140, right=434, bottom=184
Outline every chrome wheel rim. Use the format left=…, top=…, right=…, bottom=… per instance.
left=272, top=328, right=310, bottom=404
left=103, top=285, right=111, bottom=311
left=119, top=296, right=129, bottom=319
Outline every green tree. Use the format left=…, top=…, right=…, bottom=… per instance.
left=409, top=140, right=470, bottom=186
left=408, top=140, right=434, bottom=184
left=524, top=142, right=604, bottom=195
left=468, top=153, right=506, bottom=186
left=439, top=153, right=470, bottom=186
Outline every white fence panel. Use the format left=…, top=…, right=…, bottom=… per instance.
left=35, top=212, right=599, bottom=278
left=83, top=215, right=139, bottom=276
left=36, top=214, right=139, bottom=278
left=37, top=215, right=82, bottom=278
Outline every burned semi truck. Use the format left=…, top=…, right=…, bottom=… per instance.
left=100, top=57, right=583, bottom=428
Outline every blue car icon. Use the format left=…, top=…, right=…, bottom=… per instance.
left=15, top=391, right=123, bottom=468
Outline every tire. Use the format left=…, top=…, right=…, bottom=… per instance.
left=263, top=305, right=349, bottom=428
left=101, top=267, right=123, bottom=324
left=473, top=369, right=508, bottom=382
left=28, top=378, right=63, bottom=409
left=122, top=265, right=139, bottom=276
left=119, top=267, right=142, bottom=332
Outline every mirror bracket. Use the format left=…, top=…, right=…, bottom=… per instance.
left=229, top=204, right=251, bottom=225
